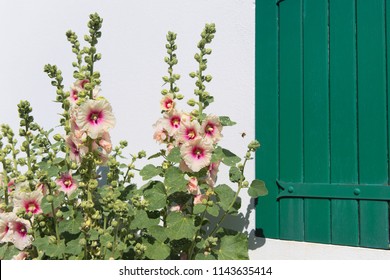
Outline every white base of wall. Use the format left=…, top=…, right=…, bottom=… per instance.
left=249, top=238, right=390, bottom=260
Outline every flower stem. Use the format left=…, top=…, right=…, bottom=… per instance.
left=2, top=166, right=9, bottom=207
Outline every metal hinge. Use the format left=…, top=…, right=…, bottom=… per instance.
left=277, top=181, right=390, bottom=201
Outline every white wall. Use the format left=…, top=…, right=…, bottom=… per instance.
left=0, top=0, right=389, bottom=260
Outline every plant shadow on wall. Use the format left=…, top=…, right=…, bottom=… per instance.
left=0, top=13, right=267, bottom=260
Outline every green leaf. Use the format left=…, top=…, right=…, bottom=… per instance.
left=100, top=234, right=114, bottom=244
left=140, top=164, right=162, bottom=180
left=193, top=204, right=206, bottom=214
left=58, top=212, right=83, bottom=234
left=147, top=225, right=168, bottom=242
left=217, top=233, right=248, bottom=260
left=166, top=147, right=181, bottom=163
left=229, top=166, right=242, bottom=183
left=88, top=228, right=99, bottom=241
left=248, top=179, right=268, bottom=197
left=219, top=116, right=237, bottom=126
left=33, top=237, right=66, bottom=258
left=221, top=148, right=241, bottom=166
left=0, top=243, right=19, bottom=260
left=211, top=146, right=224, bottom=162
left=130, top=209, right=160, bottom=230
left=52, top=157, right=64, bottom=165
left=164, top=166, right=188, bottom=196
left=215, top=184, right=236, bottom=212
left=166, top=212, right=196, bottom=240
left=206, top=204, right=220, bottom=217
left=47, top=165, right=60, bottom=178
left=65, top=236, right=83, bottom=255
left=148, top=151, right=163, bottom=160
left=143, top=181, right=167, bottom=210
left=144, top=240, right=171, bottom=260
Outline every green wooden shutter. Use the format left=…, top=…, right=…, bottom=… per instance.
left=256, top=0, right=390, bottom=249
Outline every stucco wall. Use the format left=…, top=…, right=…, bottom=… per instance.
left=0, top=0, right=389, bottom=259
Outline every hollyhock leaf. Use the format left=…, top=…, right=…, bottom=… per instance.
left=58, top=212, right=83, bottom=234
left=40, top=196, right=53, bottom=214
left=45, top=240, right=66, bottom=258
left=148, top=151, right=164, bottom=160
left=206, top=204, right=220, bottom=217
left=130, top=210, right=159, bottom=230
left=65, top=237, right=83, bottom=255
left=145, top=239, right=170, bottom=260
left=219, top=116, right=237, bottom=126
left=229, top=166, right=242, bottom=183
left=166, top=212, right=196, bottom=240
left=140, top=164, right=162, bottom=181
left=193, top=204, right=206, bottom=214
left=195, top=253, right=216, bottom=260
left=215, top=184, right=236, bottom=211
left=0, top=243, right=19, bottom=260
left=164, top=166, right=187, bottom=196
left=53, top=192, right=65, bottom=209
left=166, top=147, right=181, bottom=163
left=100, top=234, right=114, bottom=244
left=217, top=233, right=249, bottom=260
left=147, top=225, right=168, bottom=242
left=211, top=146, right=224, bottom=162
left=47, top=165, right=60, bottom=178
left=248, top=179, right=268, bottom=197
left=144, top=182, right=167, bottom=210
left=89, top=228, right=99, bottom=241
left=221, top=148, right=241, bottom=167
left=52, top=157, right=64, bottom=165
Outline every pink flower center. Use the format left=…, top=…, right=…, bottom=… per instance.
left=164, top=99, right=173, bottom=109
left=205, top=123, right=215, bottom=136
left=63, top=179, right=73, bottom=189
left=191, top=146, right=205, bottom=159
left=88, top=110, right=104, bottom=125
left=5, top=224, right=9, bottom=234
left=186, top=128, right=197, bottom=140
left=14, top=222, right=27, bottom=237
left=24, top=200, right=40, bottom=214
left=71, top=89, right=78, bottom=101
left=170, top=116, right=181, bottom=128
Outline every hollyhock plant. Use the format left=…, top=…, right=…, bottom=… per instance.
left=0, top=14, right=266, bottom=260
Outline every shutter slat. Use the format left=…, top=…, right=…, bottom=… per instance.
left=279, top=0, right=305, bottom=241
left=303, top=0, right=331, bottom=244
left=255, top=0, right=280, bottom=238
left=357, top=0, right=389, bottom=249
left=329, top=0, right=359, bottom=246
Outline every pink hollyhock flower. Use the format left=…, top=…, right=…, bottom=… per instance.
left=153, top=118, right=169, bottom=144
left=180, top=138, right=213, bottom=172
left=0, top=213, right=11, bottom=241
left=12, top=251, right=28, bottom=260
left=163, top=110, right=182, bottom=137
left=76, top=99, right=116, bottom=139
left=66, top=134, right=87, bottom=163
left=160, top=94, right=175, bottom=112
left=194, top=194, right=208, bottom=205
left=201, top=115, right=222, bottom=143
left=68, top=79, right=89, bottom=104
left=56, top=173, right=78, bottom=196
left=98, top=132, right=112, bottom=154
left=0, top=213, right=32, bottom=250
left=205, top=161, right=221, bottom=187
left=13, top=190, right=43, bottom=215
left=8, top=217, right=32, bottom=250
left=187, top=177, right=200, bottom=195
left=92, top=85, right=101, bottom=99
left=176, top=121, right=201, bottom=145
